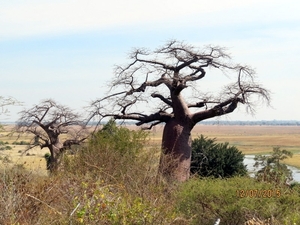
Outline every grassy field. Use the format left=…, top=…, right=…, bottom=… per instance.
left=148, top=124, right=300, bottom=167
left=192, top=125, right=300, bottom=154
left=1, top=124, right=300, bottom=170
left=0, top=125, right=49, bottom=175
left=149, top=124, right=300, bottom=150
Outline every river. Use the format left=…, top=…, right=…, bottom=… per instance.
left=244, top=155, right=300, bottom=183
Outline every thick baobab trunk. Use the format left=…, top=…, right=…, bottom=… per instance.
left=47, top=139, right=63, bottom=173
left=159, top=118, right=193, bottom=182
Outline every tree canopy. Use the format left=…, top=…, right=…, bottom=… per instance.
left=90, top=40, right=270, bottom=128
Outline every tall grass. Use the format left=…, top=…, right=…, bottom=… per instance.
left=0, top=126, right=178, bottom=224
left=1, top=125, right=300, bottom=224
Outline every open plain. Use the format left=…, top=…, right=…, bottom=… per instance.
left=1, top=124, right=300, bottom=170
left=148, top=124, right=300, bottom=168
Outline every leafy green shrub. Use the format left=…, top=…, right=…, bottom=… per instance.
left=191, top=135, right=247, bottom=178
left=254, top=147, right=293, bottom=186
left=90, top=119, right=148, bottom=156
left=63, top=119, right=151, bottom=184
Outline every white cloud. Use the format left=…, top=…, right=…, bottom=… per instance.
left=1, top=0, right=300, bottom=121
left=0, top=0, right=285, bottom=40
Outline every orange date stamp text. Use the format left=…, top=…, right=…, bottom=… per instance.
left=236, top=189, right=281, bottom=198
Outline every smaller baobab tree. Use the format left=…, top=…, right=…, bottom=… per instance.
left=15, top=99, right=87, bottom=172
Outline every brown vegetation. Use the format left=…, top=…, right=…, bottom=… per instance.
left=1, top=124, right=300, bottom=224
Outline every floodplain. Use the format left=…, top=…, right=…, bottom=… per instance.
left=149, top=124, right=300, bottom=168
left=1, top=124, right=300, bottom=170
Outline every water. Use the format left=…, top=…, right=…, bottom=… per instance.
left=244, top=155, right=300, bottom=183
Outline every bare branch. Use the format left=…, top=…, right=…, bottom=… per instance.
left=141, top=121, right=162, bottom=130
left=113, top=111, right=172, bottom=126
left=90, top=40, right=270, bottom=130
left=126, top=76, right=172, bottom=95
left=187, top=100, right=220, bottom=108
left=15, top=99, right=88, bottom=172
left=0, top=96, right=21, bottom=116
left=151, top=93, right=173, bottom=107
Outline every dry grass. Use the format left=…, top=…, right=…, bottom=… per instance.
left=192, top=125, right=300, bottom=153
left=146, top=125, right=300, bottom=152
left=1, top=124, right=300, bottom=224
left=148, top=124, right=300, bottom=167
left=0, top=126, right=178, bottom=224
left=0, top=125, right=48, bottom=175
left=1, top=124, right=300, bottom=171
left=283, top=155, right=300, bottom=168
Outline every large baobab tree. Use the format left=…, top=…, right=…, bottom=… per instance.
left=16, top=99, right=87, bottom=172
left=91, top=40, right=270, bottom=181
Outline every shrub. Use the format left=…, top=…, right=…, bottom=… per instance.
left=59, top=121, right=179, bottom=223
left=254, top=147, right=293, bottom=186
left=65, top=120, right=150, bottom=181
left=0, top=146, right=12, bottom=150
left=90, top=119, right=148, bottom=156
left=12, top=140, right=30, bottom=145
left=191, top=135, right=247, bottom=178
left=176, top=176, right=300, bottom=224
left=0, top=141, right=12, bottom=150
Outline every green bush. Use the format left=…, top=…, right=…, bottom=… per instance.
left=191, top=135, right=247, bottom=178
left=90, top=119, right=147, bottom=157
left=176, top=176, right=300, bottom=224
left=64, top=119, right=151, bottom=182
left=254, top=147, right=293, bottom=186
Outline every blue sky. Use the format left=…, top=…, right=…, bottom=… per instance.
left=1, top=0, right=299, bottom=122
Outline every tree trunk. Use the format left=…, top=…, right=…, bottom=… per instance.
left=48, top=141, right=63, bottom=173
left=159, top=118, right=193, bottom=182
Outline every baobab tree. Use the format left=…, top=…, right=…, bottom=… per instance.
left=91, top=40, right=270, bottom=181
left=16, top=99, right=87, bottom=172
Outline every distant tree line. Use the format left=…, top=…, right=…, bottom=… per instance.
left=200, top=120, right=300, bottom=126
left=2, top=120, right=299, bottom=126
